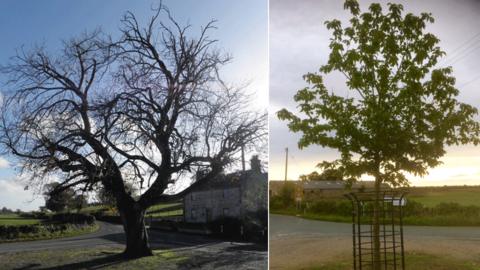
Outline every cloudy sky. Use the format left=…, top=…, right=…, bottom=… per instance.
left=0, top=0, right=267, bottom=211
left=269, top=0, right=480, bottom=186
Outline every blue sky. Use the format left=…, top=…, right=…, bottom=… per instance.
left=0, top=0, right=267, bottom=211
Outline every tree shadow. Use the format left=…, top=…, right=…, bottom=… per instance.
left=177, top=249, right=267, bottom=270
left=13, top=263, right=41, bottom=270
left=33, top=252, right=125, bottom=270
left=224, top=242, right=267, bottom=252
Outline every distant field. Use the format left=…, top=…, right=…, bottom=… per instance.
left=77, top=202, right=184, bottom=218
left=0, top=214, right=41, bottom=226
left=408, top=186, right=480, bottom=207
left=147, top=202, right=183, bottom=218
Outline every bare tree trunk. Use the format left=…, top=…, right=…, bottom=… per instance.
left=119, top=204, right=153, bottom=258
left=373, top=177, right=381, bottom=270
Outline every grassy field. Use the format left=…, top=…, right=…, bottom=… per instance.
left=0, top=247, right=187, bottom=270
left=0, top=214, right=41, bottom=226
left=79, top=202, right=184, bottom=218
left=408, top=186, right=480, bottom=207
left=147, top=202, right=182, bottom=212
left=307, top=252, right=480, bottom=270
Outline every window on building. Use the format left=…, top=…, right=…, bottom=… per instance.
left=191, top=209, right=196, bottom=219
left=223, top=208, right=229, bottom=216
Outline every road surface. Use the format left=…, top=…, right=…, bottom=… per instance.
left=270, top=214, right=480, bottom=240
left=270, top=214, right=480, bottom=269
left=0, top=222, right=267, bottom=270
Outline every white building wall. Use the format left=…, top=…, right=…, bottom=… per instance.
left=184, top=187, right=241, bottom=223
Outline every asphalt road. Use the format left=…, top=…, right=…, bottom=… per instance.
left=270, top=214, right=480, bottom=240
left=270, top=214, right=480, bottom=269
left=0, top=222, right=267, bottom=269
left=0, top=221, right=265, bottom=254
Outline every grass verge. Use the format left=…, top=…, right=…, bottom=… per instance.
left=307, top=252, right=480, bottom=270
left=271, top=209, right=480, bottom=226
left=0, top=247, right=188, bottom=270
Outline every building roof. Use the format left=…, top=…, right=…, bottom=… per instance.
left=303, top=180, right=389, bottom=190
left=190, top=170, right=267, bottom=192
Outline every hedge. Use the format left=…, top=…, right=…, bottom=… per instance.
left=0, top=223, right=89, bottom=240
left=49, top=213, right=95, bottom=225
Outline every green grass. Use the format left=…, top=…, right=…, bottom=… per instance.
left=147, top=209, right=183, bottom=218
left=0, top=247, right=188, bottom=270
left=78, top=202, right=184, bottom=218
left=271, top=208, right=352, bottom=223
left=409, top=187, right=480, bottom=207
left=147, top=202, right=182, bottom=212
left=271, top=208, right=480, bottom=226
left=0, top=214, right=41, bottom=226
left=80, top=205, right=110, bottom=213
left=306, top=252, right=480, bottom=270
left=146, top=202, right=183, bottom=218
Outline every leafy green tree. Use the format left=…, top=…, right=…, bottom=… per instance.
left=72, top=194, right=88, bottom=212
left=278, top=1, right=480, bottom=268
left=96, top=182, right=137, bottom=207
left=279, top=182, right=296, bottom=207
left=44, top=182, right=76, bottom=212
left=299, top=168, right=343, bottom=182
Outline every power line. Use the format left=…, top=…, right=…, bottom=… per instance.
left=441, top=30, right=480, bottom=65
left=459, top=73, right=480, bottom=89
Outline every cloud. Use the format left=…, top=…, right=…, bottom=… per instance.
left=0, top=157, right=10, bottom=169
left=0, top=177, right=43, bottom=211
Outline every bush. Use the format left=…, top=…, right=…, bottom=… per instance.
left=279, top=182, right=296, bottom=207
left=0, top=223, right=89, bottom=240
left=19, top=212, right=49, bottom=220
left=49, top=213, right=95, bottom=225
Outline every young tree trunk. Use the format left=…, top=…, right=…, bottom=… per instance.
left=372, top=177, right=381, bottom=270
left=119, top=204, right=153, bottom=258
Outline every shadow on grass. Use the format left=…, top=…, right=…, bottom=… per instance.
left=29, top=252, right=125, bottom=270
left=12, top=263, right=41, bottom=270
left=175, top=244, right=267, bottom=269
left=224, top=242, right=267, bottom=252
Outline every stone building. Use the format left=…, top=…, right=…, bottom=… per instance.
left=184, top=157, right=267, bottom=223
left=269, top=180, right=390, bottom=201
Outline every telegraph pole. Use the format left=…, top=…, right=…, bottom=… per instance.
left=284, top=147, right=288, bottom=181
left=241, top=145, right=246, bottom=172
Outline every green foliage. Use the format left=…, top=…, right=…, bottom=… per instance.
left=0, top=222, right=98, bottom=242
left=43, top=183, right=87, bottom=212
left=277, top=0, right=480, bottom=188
left=278, top=182, right=296, bottom=207
left=300, top=168, right=343, bottom=181
left=272, top=198, right=480, bottom=226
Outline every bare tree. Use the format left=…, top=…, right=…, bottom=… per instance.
left=0, top=5, right=266, bottom=258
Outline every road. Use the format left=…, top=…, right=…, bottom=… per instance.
left=270, top=214, right=480, bottom=269
left=0, top=222, right=267, bottom=269
left=270, top=214, right=480, bottom=240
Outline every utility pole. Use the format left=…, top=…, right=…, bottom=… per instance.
left=241, top=145, right=246, bottom=172
left=284, top=147, right=288, bottom=181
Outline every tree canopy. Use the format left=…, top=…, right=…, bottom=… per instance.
left=299, top=168, right=343, bottom=182
left=278, top=1, right=480, bottom=268
left=0, top=4, right=266, bottom=257
left=278, top=1, right=480, bottom=188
